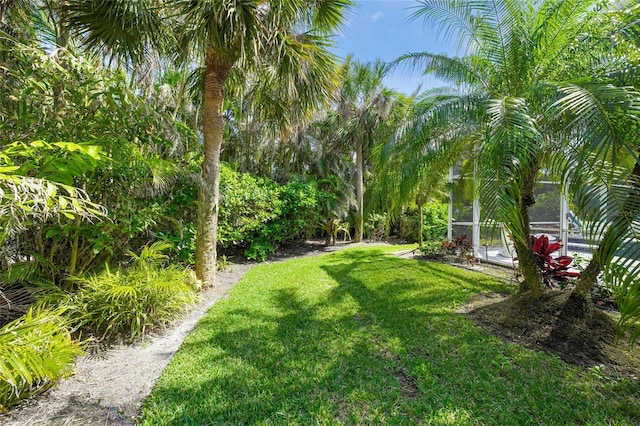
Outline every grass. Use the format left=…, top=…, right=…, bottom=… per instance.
left=141, top=245, right=640, bottom=425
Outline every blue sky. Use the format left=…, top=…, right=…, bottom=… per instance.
left=331, top=1, right=458, bottom=95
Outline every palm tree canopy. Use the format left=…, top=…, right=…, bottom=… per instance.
left=394, top=0, right=640, bottom=235
left=389, top=0, right=640, bottom=305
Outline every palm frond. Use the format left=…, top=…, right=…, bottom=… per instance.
left=0, top=308, right=82, bottom=411
left=0, top=173, right=107, bottom=241
left=376, top=87, right=479, bottom=217
left=529, top=0, right=595, bottom=79
left=546, top=79, right=640, bottom=167
left=571, top=161, right=640, bottom=343
left=409, top=0, right=485, bottom=53
left=66, top=0, right=170, bottom=64
left=391, top=52, right=489, bottom=91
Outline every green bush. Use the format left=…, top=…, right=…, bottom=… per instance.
left=1, top=42, right=197, bottom=275
left=277, top=180, right=320, bottom=241
left=219, top=164, right=282, bottom=248
left=399, top=214, right=419, bottom=242
left=0, top=308, right=82, bottom=412
left=399, top=202, right=448, bottom=243
left=157, top=165, right=320, bottom=262
left=422, top=202, right=448, bottom=241
left=365, top=212, right=387, bottom=240
left=243, top=241, right=277, bottom=262
left=417, top=240, right=445, bottom=258
left=218, top=165, right=320, bottom=260
left=37, top=243, right=198, bottom=342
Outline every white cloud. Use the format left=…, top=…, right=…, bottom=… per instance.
left=370, top=12, right=384, bottom=22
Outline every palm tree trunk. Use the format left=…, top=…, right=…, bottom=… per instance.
left=354, top=140, right=364, bottom=242
left=573, top=158, right=640, bottom=298
left=0, top=2, right=7, bottom=24
left=195, top=53, right=231, bottom=287
left=513, top=165, right=544, bottom=298
left=325, top=219, right=336, bottom=246
left=56, top=1, right=69, bottom=49
left=385, top=209, right=390, bottom=241
left=417, top=201, right=424, bottom=247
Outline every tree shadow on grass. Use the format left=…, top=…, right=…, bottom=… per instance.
left=142, top=248, right=640, bottom=425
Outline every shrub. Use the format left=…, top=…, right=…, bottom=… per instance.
left=422, top=202, right=448, bottom=241
left=218, top=165, right=320, bottom=260
left=0, top=308, right=82, bottom=412
left=244, top=241, right=277, bottom=261
left=278, top=180, right=320, bottom=241
left=1, top=44, right=197, bottom=275
left=365, top=212, right=386, bottom=241
left=219, top=165, right=282, bottom=248
left=443, top=234, right=475, bottom=263
left=398, top=202, right=448, bottom=243
left=417, top=240, right=445, bottom=258
left=37, top=243, right=198, bottom=342
left=157, top=165, right=321, bottom=262
left=399, top=214, right=419, bottom=242
left=530, top=234, right=580, bottom=288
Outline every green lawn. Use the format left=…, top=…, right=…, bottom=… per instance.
left=141, top=245, right=640, bottom=425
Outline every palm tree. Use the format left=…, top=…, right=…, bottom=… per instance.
left=222, top=64, right=337, bottom=183
left=63, top=0, right=352, bottom=286
left=299, top=108, right=356, bottom=246
left=336, top=57, right=396, bottom=242
left=393, top=0, right=639, bottom=300
left=375, top=89, right=473, bottom=246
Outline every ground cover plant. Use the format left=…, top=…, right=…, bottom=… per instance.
left=35, top=242, right=199, bottom=343
left=141, top=246, right=640, bottom=425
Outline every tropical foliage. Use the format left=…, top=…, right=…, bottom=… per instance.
left=0, top=0, right=356, bottom=410
left=3, top=0, right=640, bottom=416
left=0, top=308, right=82, bottom=412
left=333, top=58, right=397, bottom=242
left=62, top=0, right=353, bottom=286
left=36, top=243, right=199, bottom=343
left=529, top=235, right=580, bottom=288
left=393, top=0, right=640, bottom=316
left=218, top=165, right=320, bottom=260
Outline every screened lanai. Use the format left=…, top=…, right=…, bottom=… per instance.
left=447, top=166, right=593, bottom=267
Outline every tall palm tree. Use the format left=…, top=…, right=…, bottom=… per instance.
left=63, top=0, right=352, bottom=286
left=393, top=0, right=639, bottom=299
left=336, top=58, right=396, bottom=242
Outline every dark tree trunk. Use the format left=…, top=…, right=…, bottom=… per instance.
left=417, top=201, right=424, bottom=247
left=325, top=220, right=336, bottom=246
